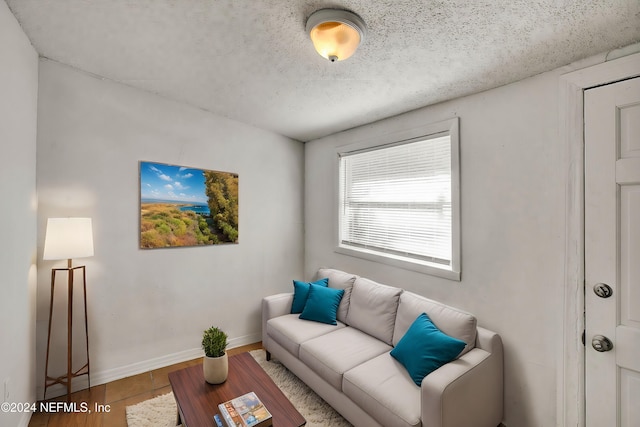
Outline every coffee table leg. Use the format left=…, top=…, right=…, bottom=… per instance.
left=174, top=403, right=184, bottom=426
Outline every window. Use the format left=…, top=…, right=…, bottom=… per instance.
left=336, top=118, right=460, bottom=280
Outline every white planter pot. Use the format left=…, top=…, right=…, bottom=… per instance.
left=203, top=353, right=228, bottom=384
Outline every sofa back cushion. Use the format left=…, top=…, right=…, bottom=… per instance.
left=317, top=268, right=357, bottom=323
left=393, top=291, right=477, bottom=356
left=346, top=277, right=403, bottom=345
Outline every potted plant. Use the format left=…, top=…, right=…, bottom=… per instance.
left=202, top=326, right=228, bottom=384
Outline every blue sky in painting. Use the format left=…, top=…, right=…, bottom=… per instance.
left=140, top=162, right=207, bottom=204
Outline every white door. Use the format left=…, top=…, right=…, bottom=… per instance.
left=585, top=76, right=640, bottom=427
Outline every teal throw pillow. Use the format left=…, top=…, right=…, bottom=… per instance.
left=291, top=278, right=329, bottom=314
left=299, top=284, right=344, bottom=325
left=390, top=312, right=466, bottom=386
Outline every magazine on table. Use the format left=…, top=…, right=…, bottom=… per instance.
left=217, top=391, right=272, bottom=427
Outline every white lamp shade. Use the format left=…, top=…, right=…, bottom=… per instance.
left=43, top=218, right=94, bottom=260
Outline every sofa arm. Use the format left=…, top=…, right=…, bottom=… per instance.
left=421, top=328, right=503, bottom=427
left=261, top=293, right=294, bottom=344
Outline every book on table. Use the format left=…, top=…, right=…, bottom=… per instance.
left=218, top=391, right=273, bottom=427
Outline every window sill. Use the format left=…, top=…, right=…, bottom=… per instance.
left=334, top=245, right=461, bottom=281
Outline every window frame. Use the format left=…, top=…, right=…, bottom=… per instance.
left=334, top=117, right=461, bottom=281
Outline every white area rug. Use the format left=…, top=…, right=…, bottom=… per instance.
left=126, top=392, right=178, bottom=427
left=126, top=349, right=352, bottom=427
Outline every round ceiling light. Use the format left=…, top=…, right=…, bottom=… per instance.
left=306, top=9, right=366, bottom=62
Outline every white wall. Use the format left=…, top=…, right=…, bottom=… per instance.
left=305, top=68, right=571, bottom=426
left=0, top=1, right=39, bottom=426
left=35, top=60, right=304, bottom=397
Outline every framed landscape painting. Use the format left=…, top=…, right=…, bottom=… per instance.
left=139, top=161, right=239, bottom=249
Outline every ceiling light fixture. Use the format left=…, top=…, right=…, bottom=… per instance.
left=306, top=9, right=366, bottom=62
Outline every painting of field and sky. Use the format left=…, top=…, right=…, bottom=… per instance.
left=140, top=161, right=238, bottom=248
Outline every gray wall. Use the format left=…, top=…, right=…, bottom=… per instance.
left=35, top=60, right=304, bottom=396
left=0, top=2, right=39, bottom=427
left=304, top=69, right=570, bottom=427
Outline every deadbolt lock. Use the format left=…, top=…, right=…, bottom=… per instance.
left=592, top=335, right=613, bottom=352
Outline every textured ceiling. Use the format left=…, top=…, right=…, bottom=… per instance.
left=6, top=0, right=640, bottom=141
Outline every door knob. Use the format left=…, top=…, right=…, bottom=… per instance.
left=593, top=283, right=613, bottom=298
left=592, top=335, right=613, bottom=352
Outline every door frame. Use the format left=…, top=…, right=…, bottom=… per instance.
left=560, top=50, right=640, bottom=427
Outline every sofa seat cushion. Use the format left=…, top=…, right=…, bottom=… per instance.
left=266, top=314, right=345, bottom=357
left=343, top=353, right=421, bottom=427
left=299, top=327, right=392, bottom=390
left=393, top=291, right=477, bottom=356
left=346, top=277, right=403, bottom=345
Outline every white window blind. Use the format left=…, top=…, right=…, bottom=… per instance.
left=339, top=135, right=452, bottom=266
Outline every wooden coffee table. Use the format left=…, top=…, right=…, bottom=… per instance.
left=168, top=352, right=306, bottom=427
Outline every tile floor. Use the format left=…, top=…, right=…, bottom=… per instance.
left=28, top=342, right=263, bottom=427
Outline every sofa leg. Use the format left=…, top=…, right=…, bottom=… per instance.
left=265, top=350, right=271, bottom=361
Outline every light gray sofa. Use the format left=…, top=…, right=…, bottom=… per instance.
left=262, top=268, right=503, bottom=427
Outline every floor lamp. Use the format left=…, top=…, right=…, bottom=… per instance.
left=43, top=217, right=94, bottom=401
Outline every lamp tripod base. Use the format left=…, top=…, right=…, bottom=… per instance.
left=43, top=261, right=91, bottom=402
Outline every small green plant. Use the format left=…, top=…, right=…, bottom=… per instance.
left=202, top=326, right=228, bottom=358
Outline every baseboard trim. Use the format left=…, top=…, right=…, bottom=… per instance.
left=37, top=333, right=261, bottom=400
left=19, top=412, right=31, bottom=427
